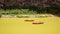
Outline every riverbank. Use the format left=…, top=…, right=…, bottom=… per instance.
left=0, top=14, right=57, bottom=18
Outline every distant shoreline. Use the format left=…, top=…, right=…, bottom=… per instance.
left=0, top=14, right=57, bottom=18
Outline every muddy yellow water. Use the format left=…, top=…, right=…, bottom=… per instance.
left=0, top=17, right=60, bottom=34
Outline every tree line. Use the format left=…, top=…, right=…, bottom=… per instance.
left=0, top=0, right=60, bottom=14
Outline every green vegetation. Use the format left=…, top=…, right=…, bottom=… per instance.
left=0, top=4, right=60, bottom=17
left=0, top=0, right=60, bottom=17
left=0, top=9, right=37, bottom=15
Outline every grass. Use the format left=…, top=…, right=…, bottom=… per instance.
left=0, top=17, right=60, bottom=34
left=0, top=9, right=53, bottom=18
left=0, top=9, right=37, bottom=15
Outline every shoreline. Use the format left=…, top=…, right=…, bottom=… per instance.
left=0, top=14, right=58, bottom=18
